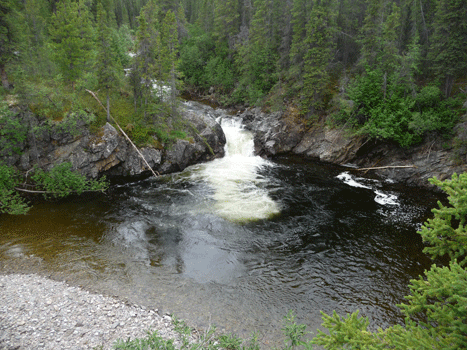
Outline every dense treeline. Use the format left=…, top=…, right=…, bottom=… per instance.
left=1, top=0, right=466, bottom=148
left=1, top=0, right=188, bottom=147
left=1, top=1, right=467, bottom=347
left=177, top=0, right=467, bottom=146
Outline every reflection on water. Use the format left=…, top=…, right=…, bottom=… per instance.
left=0, top=110, right=442, bottom=347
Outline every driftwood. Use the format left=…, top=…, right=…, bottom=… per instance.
left=14, top=187, right=106, bottom=194
left=357, top=165, right=416, bottom=171
left=85, top=89, right=159, bottom=177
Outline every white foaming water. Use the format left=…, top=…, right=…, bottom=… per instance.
left=196, top=118, right=280, bottom=222
left=337, top=172, right=399, bottom=206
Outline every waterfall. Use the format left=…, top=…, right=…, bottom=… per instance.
left=196, top=117, right=280, bottom=222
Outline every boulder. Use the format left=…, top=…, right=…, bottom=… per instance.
left=0, top=103, right=226, bottom=179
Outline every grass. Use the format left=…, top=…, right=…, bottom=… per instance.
left=112, top=311, right=314, bottom=350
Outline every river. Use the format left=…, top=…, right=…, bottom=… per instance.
left=0, top=102, right=441, bottom=347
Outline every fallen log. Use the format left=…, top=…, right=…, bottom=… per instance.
left=357, top=165, right=416, bottom=171
left=86, top=89, right=159, bottom=177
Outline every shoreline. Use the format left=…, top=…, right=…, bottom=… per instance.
left=0, top=273, right=185, bottom=349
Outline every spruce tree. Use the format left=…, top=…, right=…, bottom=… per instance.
left=160, top=10, right=180, bottom=114
left=132, top=0, right=160, bottom=117
left=428, top=0, right=467, bottom=97
left=95, top=2, right=123, bottom=122
left=301, top=0, right=337, bottom=114
left=0, top=0, right=23, bottom=90
left=288, top=0, right=312, bottom=94
left=213, top=0, right=239, bottom=50
left=312, top=173, right=467, bottom=350
left=49, top=0, right=94, bottom=89
left=235, top=0, right=278, bottom=105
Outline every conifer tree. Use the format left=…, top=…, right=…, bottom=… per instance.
left=312, top=173, right=467, bottom=349
left=195, top=0, right=215, bottom=33
left=301, top=0, right=337, bottom=114
left=288, top=0, right=337, bottom=114
left=236, top=0, right=278, bottom=105
left=0, top=0, right=23, bottom=90
left=132, top=0, right=160, bottom=116
left=95, top=2, right=123, bottom=122
left=428, top=0, right=467, bottom=97
left=288, top=0, right=312, bottom=92
left=159, top=10, right=180, bottom=114
left=359, top=0, right=383, bottom=69
left=22, top=0, right=50, bottom=77
left=213, top=0, right=239, bottom=52
left=49, top=0, right=94, bottom=89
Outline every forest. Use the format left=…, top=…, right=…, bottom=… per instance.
left=1, top=1, right=467, bottom=348
left=1, top=0, right=466, bottom=148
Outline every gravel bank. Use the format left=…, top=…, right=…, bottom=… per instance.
left=0, top=274, right=185, bottom=349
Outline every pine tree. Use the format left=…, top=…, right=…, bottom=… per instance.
left=49, top=0, right=94, bottom=89
left=359, top=0, right=384, bottom=69
left=288, top=0, right=337, bottom=114
left=288, top=0, right=313, bottom=93
left=0, top=0, right=23, bottom=89
left=130, top=0, right=162, bottom=116
left=95, top=2, right=123, bottom=122
left=428, top=0, right=467, bottom=97
left=301, top=0, right=337, bottom=114
left=236, top=0, right=278, bottom=105
left=159, top=10, right=180, bottom=114
left=312, top=173, right=467, bottom=350
left=213, top=0, right=239, bottom=52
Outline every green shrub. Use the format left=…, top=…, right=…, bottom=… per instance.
left=341, top=68, right=465, bottom=147
left=0, top=102, right=28, bottom=156
left=311, top=173, right=467, bottom=350
left=0, top=163, right=29, bottom=215
left=31, top=162, right=108, bottom=198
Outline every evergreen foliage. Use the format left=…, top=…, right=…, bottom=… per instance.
left=311, top=173, right=467, bottom=349
left=1, top=0, right=464, bottom=147
left=95, top=2, right=124, bottom=122
left=419, top=173, right=467, bottom=266
left=48, top=0, right=94, bottom=89
left=428, top=0, right=467, bottom=98
left=0, top=163, right=29, bottom=215
left=342, top=68, right=464, bottom=147
left=0, top=0, right=24, bottom=90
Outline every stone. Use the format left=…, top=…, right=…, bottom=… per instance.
left=0, top=102, right=226, bottom=180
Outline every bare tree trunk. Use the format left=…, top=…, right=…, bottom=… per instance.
left=444, top=75, right=454, bottom=98
left=383, top=72, right=387, bottom=100
left=1, top=64, right=10, bottom=90
left=106, top=91, right=111, bottom=122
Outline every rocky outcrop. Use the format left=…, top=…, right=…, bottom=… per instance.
left=239, top=107, right=467, bottom=187
left=1, top=101, right=226, bottom=179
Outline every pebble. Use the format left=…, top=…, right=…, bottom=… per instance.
left=0, top=274, right=188, bottom=349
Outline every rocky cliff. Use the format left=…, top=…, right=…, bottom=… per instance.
left=239, top=107, right=467, bottom=187
left=1, top=101, right=226, bottom=178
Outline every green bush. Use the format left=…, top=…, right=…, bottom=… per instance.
left=0, top=102, right=28, bottom=156
left=341, top=68, right=464, bottom=147
left=0, top=163, right=29, bottom=215
left=31, top=162, right=108, bottom=198
left=311, top=173, right=467, bottom=350
left=0, top=162, right=108, bottom=215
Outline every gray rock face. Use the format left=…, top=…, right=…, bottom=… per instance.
left=239, top=107, right=467, bottom=187
left=241, top=108, right=303, bottom=156
left=1, top=103, right=226, bottom=179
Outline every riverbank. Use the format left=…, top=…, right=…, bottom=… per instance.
left=0, top=273, right=185, bottom=349
left=239, top=107, right=467, bottom=188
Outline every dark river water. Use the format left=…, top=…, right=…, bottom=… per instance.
left=0, top=106, right=442, bottom=347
